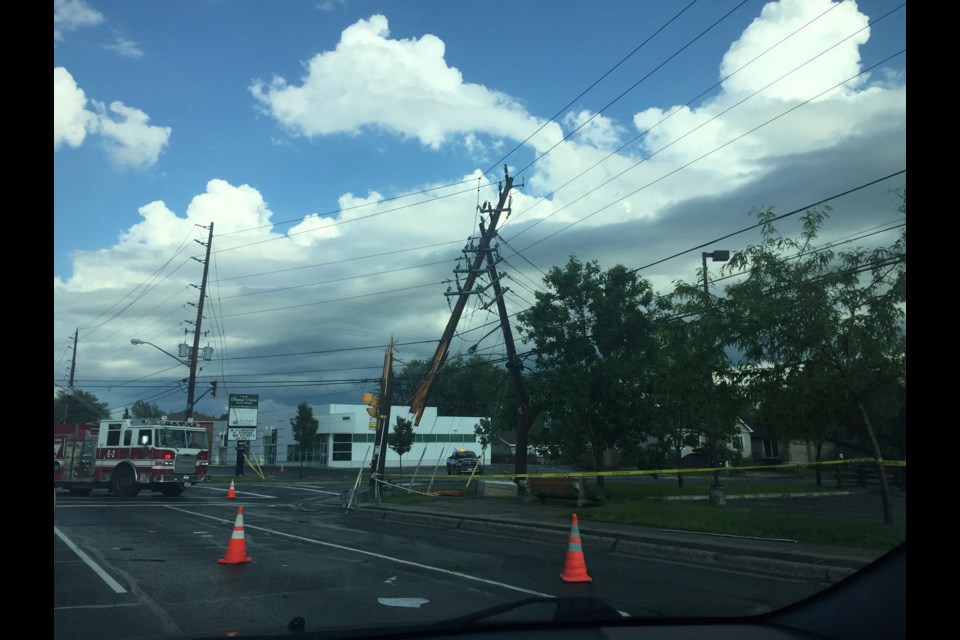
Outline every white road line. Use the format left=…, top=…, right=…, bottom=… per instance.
left=167, top=506, right=555, bottom=599
left=193, top=485, right=279, bottom=498
left=54, top=526, right=127, bottom=594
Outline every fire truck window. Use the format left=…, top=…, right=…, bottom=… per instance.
left=123, top=430, right=132, bottom=446
left=106, top=426, right=121, bottom=446
left=159, top=429, right=187, bottom=448
left=139, top=430, right=152, bottom=445
left=188, top=431, right=207, bottom=449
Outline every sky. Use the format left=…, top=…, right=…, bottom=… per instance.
left=53, top=0, right=907, bottom=429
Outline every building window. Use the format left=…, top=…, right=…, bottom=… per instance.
left=287, top=444, right=326, bottom=462
left=733, top=435, right=744, bottom=450
left=762, top=439, right=780, bottom=458
left=333, top=434, right=352, bottom=461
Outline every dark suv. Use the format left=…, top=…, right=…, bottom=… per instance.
left=446, top=449, right=482, bottom=475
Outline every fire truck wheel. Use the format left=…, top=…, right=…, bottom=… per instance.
left=110, top=467, right=139, bottom=497
left=159, top=483, right=185, bottom=497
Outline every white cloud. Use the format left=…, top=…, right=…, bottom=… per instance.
left=626, top=0, right=902, bottom=205
left=54, top=67, right=172, bottom=168
left=92, top=100, right=172, bottom=168
left=103, top=37, right=144, bottom=58
left=562, top=110, right=625, bottom=150
left=719, top=0, right=870, bottom=101
left=53, top=67, right=95, bottom=149
left=250, top=14, right=542, bottom=149
left=54, top=0, right=104, bottom=42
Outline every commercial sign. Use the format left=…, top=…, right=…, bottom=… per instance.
left=228, top=393, right=259, bottom=428
left=228, top=428, right=257, bottom=441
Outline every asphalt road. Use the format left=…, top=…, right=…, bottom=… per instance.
left=54, top=480, right=836, bottom=640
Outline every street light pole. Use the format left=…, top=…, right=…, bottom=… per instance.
left=701, top=250, right=729, bottom=499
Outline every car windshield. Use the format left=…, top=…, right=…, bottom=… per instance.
left=54, top=1, right=904, bottom=639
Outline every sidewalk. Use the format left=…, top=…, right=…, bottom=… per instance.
left=298, top=487, right=897, bottom=584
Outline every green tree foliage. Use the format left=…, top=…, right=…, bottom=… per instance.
left=662, top=255, right=748, bottom=489
left=648, top=317, right=718, bottom=487
left=131, top=400, right=165, bottom=419
left=54, top=388, right=110, bottom=424
left=517, top=255, right=663, bottom=485
left=388, top=416, right=414, bottom=472
left=721, top=195, right=905, bottom=524
left=290, top=401, right=320, bottom=479
left=394, top=354, right=514, bottom=425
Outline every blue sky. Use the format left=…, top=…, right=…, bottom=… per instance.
left=53, top=0, right=906, bottom=426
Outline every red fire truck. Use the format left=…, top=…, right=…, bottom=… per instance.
left=54, top=418, right=210, bottom=497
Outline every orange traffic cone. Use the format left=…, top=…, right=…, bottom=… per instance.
left=218, top=506, right=252, bottom=564
left=226, top=480, right=237, bottom=499
left=279, top=464, right=285, bottom=473
left=560, top=513, right=592, bottom=582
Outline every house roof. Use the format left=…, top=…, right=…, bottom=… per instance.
left=738, top=417, right=774, bottom=438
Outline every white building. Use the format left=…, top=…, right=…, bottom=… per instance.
left=215, top=405, right=489, bottom=470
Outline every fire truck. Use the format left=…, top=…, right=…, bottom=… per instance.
left=54, top=418, right=210, bottom=497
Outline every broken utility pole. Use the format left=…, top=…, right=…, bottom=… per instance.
left=369, top=337, right=395, bottom=490
left=406, top=166, right=532, bottom=482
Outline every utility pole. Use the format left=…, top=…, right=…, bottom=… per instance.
left=407, top=166, right=533, bottom=483
left=61, top=328, right=78, bottom=423
left=185, top=223, right=214, bottom=421
left=369, top=338, right=395, bottom=489
left=484, top=248, right=532, bottom=481
left=407, top=166, right=514, bottom=423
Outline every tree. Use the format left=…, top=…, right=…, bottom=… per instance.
left=648, top=317, right=717, bottom=487
left=753, top=357, right=848, bottom=486
left=721, top=197, right=905, bottom=524
left=395, top=354, right=514, bottom=422
left=517, top=255, right=663, bottom=486
left=131, top=400, right=164, bottom=419
left=54, top=388, right=110, bottom=424
left=388, top=416, right=414, bottom=472
left=290, top=402, right=319, bottom=479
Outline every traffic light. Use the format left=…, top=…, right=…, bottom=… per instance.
left=211, top=380, right=218, bottom=398
left=361, top=391, right=380, bottom=423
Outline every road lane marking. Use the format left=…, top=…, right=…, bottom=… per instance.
left=168, top=506, right=555, bottom=599
left=54, top=526, right=127, bottom=594
left=379, top=598, right=429, bottom=608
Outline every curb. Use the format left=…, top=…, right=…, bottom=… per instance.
left=298, top=498, right=864, bottom=583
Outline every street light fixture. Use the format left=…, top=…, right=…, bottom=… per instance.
left=467, top=325, right=501, bottom=355
left=701, top=250, right=729, bottom=500
left=130, top=338, right=188, bottom=366
left=131, top=338, right=214, bottom=420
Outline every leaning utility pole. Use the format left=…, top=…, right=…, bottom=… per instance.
left=185, top=222, right=214, bottom=421
left=407, top=166, right=513, bottom=423
left=369, top=337, right=395, bottom=488
left=484, top=247, right=532, bottom=480
left=407, top=166, right=532, bottom=482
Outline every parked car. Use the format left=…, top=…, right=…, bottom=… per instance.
left=446, top=449, right=482, bottom=475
